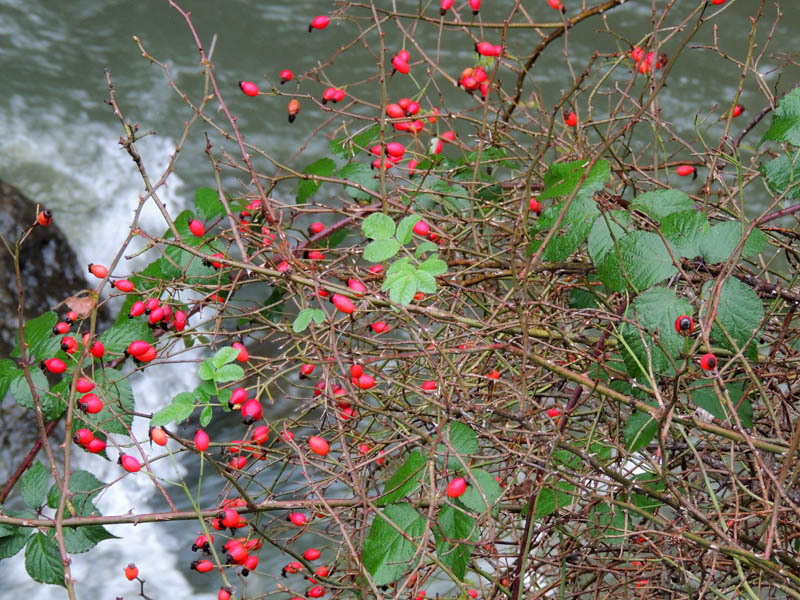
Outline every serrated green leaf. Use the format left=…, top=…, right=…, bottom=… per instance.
left=761, top=87, right=800, bottom=145
left=595, top=249, right=627, bottom=292
left=386, top=271, right=417, bottom=305
left=413, top=270, right=437, bottom=294
left=436, top=422, right=479, bottom=465
left=63, top=525, right=117, bottom=554
left=385, top=257, right=414, bottom=278
left=195, top=186, right=225, bottom=221
left=364, top=239, right=402, bottom=262
left=12, top=312, right=60, bottom=361
left=297, top=158, right=336, bottom=204
left=47, top=470, right=106, bottom=513
left=590, top=503, right=628, bottom=546
left=213, top=347, right=240, bottom=368
left=150, top=391, right=195, bottom=426
left=25, top=533, right=65, bottom=586
left=396, top=215, right=421, bottom=244
left=761, top=152, right=800, bottom=199
left=11, top=370, right=50, bottom=413
left=98, top=318, right=154, bottom=356
left=311, top=309, right=326, bottom=323
left=618, top=230, right=677, bottom=292
left=331, top=125, right=379, bottom=158
left=362, top=213, right=396, bottom=241
left=460, top=468, right=502, bottom=514
left=214, top=364, right=244, bottom=383
left=625, top=408, right=657, bottom=453
left=338, top=162, right=379, bottom=201
left=378, top=451, right=427, bottom=506
left=660, top=209, right=709, bottom=258
left=533, top=480, right=575, bottom=519
left=588, top=210, right=631, bottom=264
left=540, top=159, right=610, bottom=201
left=700, top=221, right=767, bottom=264
left=620, top=287, right=693, bottom=378
left=631, top=472, right=665, bottom=514
left=417, top=256, right=447, bottom=276
left=415, top=241, right=438, bottom=257
left=432, top=181, right=471, bottom=213
left=293, top=309, right=314, bottom=333
left=0, top=358, right=17, bottom=401
left=0, top=528, right=30, bottom=559
left=434, top=504, right=475, bottom=581
left=362, top=503, right=425, bottom=586
left=701, top=277, right=764, bottom=361
left=689, top=382, right=752, bottom=427
left=198, top=360, right=215, bottom=381
left=631, top=189, right=693, bottom=219
left=530, top=195, right=599, bottom=262
left=19, top=462, right=49, bottom=509
left=200, top=405, right=213, bottom=427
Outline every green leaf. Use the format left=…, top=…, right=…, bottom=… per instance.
left=338, top=162, right=379, bottom=201
left=11, top=369, right=50, bottom=412
left=530, top=195, right=599, bottom=262
left=150, top=391, right=195, bottom=426
left=200, top=405, right=213, bottom=427
left=0, top=358, right=17, bottom=401
left=25, top=533, right=64, bottom=587
left=195, top=186, right=225, bottom=221
left=417, top=256, right=447, bottom=276
left=19, top=462, right=49, bottom=509
left=415, top=241, right=438, bottom=257
left=214, top=364, right=244, bottom=383
left=630, top=189, right=693, bottom=219
left=364, top=239, right=401, bottom=262
left=690, top=382, right=753, bottom=428
left=331, top=125, right=379, bottom=158
left=362, top=213, right=397, bottom=241
left=447, top=422, right=478, bottom=456
left=459, top=468, right=502, bottom=514
left=293, top=308, right=315, bottom=333
left=761, top=87, right=800, bottom=145
left=620, top=287, right=693, bottom=378
left=47, top=470, right=106, bottom=513
left=434, top=504, right=474, bottom=581
left=432, top=181, right=470, bottom=213
left=0, top=528, right=30, bottom=559
left=540, top=158, right=610, bottom=201
left=311, top=309, right=326, bottom=323
left=385, top=270, right=417, bottom=305
left=12, top=311, right=60, bottom=360
left=297, top=158, right=336, bottom=204
left=701, top=277, right=764, bottom=360
left=618, top=230, right=678, bottom=292
left=533, top=480, right=575, bottom=519
left=63, top=524, right=116, bottom=554
left=761, top=152, right=800, bottom=199
left=413, top=270, right=437, bottom=294
left=378, top=451, right=427, bottom=506
left=590, top=503, right=628, bottom=546
left=213, top=347, right=240, bottom=368
left=198, top=360, right=215, bottom=381
left=625, top=408, right=657, bottom=453
left=98, top=318, right=154, bottom=356
left=588, top=210, right=631, bottom=264
left=700, top=221, right=768, bottom=264
left=362, top=503, right=425, bottom=586
left=396, top=215, right=422, bottom=244
left=632, top=472, right=665, bottom=514
left=660, top=210, right=709, bottom=259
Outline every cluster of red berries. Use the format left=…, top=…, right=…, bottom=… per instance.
left=392, top=49, right=411, bottom=75
left=128, top=295, right=188, bottom=334
left=458, top=66, right=489, bottom=99
left=321, top=87, right=346, bottom=104
left=630, top=46, right=667, bottom=74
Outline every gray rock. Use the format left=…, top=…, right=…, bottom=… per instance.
left=0, top=180, right=106, bottom=356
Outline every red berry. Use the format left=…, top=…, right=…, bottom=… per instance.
left=37, top=209, right=53, bottom=226
left=89, top=340, right=105, bottom=359
left=548, top=0, right=565, bottom=10
left=446, top=477, right=467, bottom=498
left=195, top=429, right=210, bottom=452
left=239, top=81, right=260, bottom=96
left=189, top=219, right=205, bottom=237
left=307, top=586, right=326, bottom=598
left=113, top=279, right=135, bottom=292
left=309, top=221, right=325, bottom=234
left=563, top=111, right=578, bottom=127
left=348, top=278, right=367, bottom=296
left=119, top=454, right=141, bottom=473
left=440, top=0, right=454, bottom=15
left=350, top=364, right=363, bottom=378
left=280, top=69, right=293, bottom=84
left=218, top=587, right=232, bottom=600
left=309, top=435, right=330, bottom=456
left=230, top=387, right=248, bottom=409
left=469, top=0, right=481, bottom=13
left=288, top=512, right=308, bottom=526
left=288, top=98, right=301, bottom=122
left=476, top=41, right=499, bottom=57
left=137, top=346, right=157, bottom=363
left=546, top=407, right=561, bottom=418
left=392, top=56, right=410, bottom=74
left=711, top=0, right=725, bottom=4
left=371, top=321, right=389, bottom=333
left=86, top=438, right=106, bottom=453
left=88, top=263, right=108, bottom=279
left=315, top=565, right=330, bottom=577
left=73, top=428, right=93, bottom=446
left=124, top=563, right=138, bottom=581
left=232, top=342, right=249, bottom=362
left=65, top=310, right=78, bottom=324
left=127, top=340, right=151, bottom=357
left=353, top=374, right=375, bottom=390
left=243, top=554, right=258, bottom=572
left=300, top=363, right=315, bottom=377
left=173, top=310, right=187, bottom=332
left=700, top=353, right=717, bottom=371
left=422, top=380, right=437, bottom=391
left=252, top=425, right=269, bottom=444
left=150, top=426, right=168, bottom=446
left=309, top=15, right=330, bottom=31
left=219, top=508, right=241, bottom=529
left=332, top=294, right=355, bottom=314
left=61, top=336, right=78, bottom=354
left=53, top=321, right=70, bottom=335
left=79, top=393, right=103, bottom=414
left=129, top=300, right=146, bottom=318
left=191, top=559, right=214, bottom=573
left=42, top=358, right=67, bottom=374
left=413, top=220, right=430, bottom=236
left=732, top=104, right=744, bottom=118
left=468, top=590, right=478, bottom=599
left=487, top=369, right=500, bottom=379
left=241, top=398, right=263, bottom=425
left=529, top=197, right=541, bottom=215
left=676, top=165, right=695, bottom=177
left=386, top=103, right=405, bottom=119
left=303, top=548, right=321, bottom=561
left=674, top=315, right=694, bottom=334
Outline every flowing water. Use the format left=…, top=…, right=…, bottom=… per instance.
left=0, top=1, right=797, bottom=597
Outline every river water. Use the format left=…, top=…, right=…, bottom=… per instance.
left=0, top=0, right=797, bottom=597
